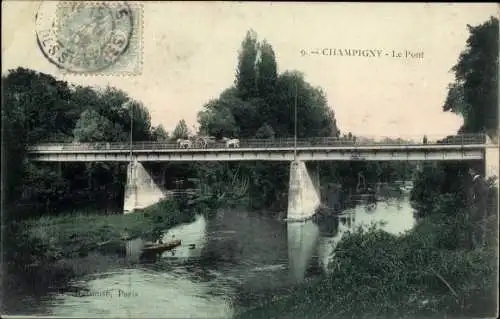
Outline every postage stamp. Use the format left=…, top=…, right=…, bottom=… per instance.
left=35, top=1, right=143, bottom=75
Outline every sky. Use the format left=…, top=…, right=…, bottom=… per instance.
left=2, top=2, right=498, bottom=139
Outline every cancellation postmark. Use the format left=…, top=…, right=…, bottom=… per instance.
left=35, top=1, right=143, bottom=75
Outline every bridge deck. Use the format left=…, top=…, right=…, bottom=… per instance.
left=26, top=135, right=496, bottom=162
left=27, top=145, right=490, bottom=162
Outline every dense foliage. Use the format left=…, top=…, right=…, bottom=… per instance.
left=239, top=17, right=499, bottom=319
left=1, top=68, right=166, bottom=220
left=239, top=212, right=498, bottom=319
left=411, top=16, right=498, bottom=223
left=443, top=17, right=498, bottom=136
left=410, top=17, right=499, bottom=250
left=196, top=29, right=415, bottom=210
left=412, top=16, right=499, bottom=224
left=2, top=30, right=418, bottom=220
left=1, top=15, right=497, bottom=319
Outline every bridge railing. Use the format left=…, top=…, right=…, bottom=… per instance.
left=27, top=133, right=487, bottom=152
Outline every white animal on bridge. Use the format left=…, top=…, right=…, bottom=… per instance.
left=194, top=136, right=215, bottom=149
left=222, top=137, right=240, bottom=148
left=177, top=138, right=192, bottom=149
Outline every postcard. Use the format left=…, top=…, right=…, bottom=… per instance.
left=2, top=2, right=498, bottom=318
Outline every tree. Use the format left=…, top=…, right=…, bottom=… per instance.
left=73, top=109, right=124, bottom=142
left=255, top=123, right=275, bottom=139
left=412, top=17, right=498, bottom=231
left=2, top=67, right=75, bottom=217
left=172, top=119, right=190, bottom=140
left=128, top=100, right=153, bottom=141
left=1, top=67, right=164, bottom=219
left=271, top=71, right=338, bottom=138
left=235, top=29, right=259, bottom=100
left=2, top=67, right=75, bottom=143
left=197, top=31, right=342, bottom=210
left=2, top=88, right=28, bottom=215
left=198, top=102, right=239, bottom=138
left=94, top=86, right=130, bottom=126
left=443, top=17, right=498, bottom=136
left=257, top=40, right=278, bottom=100
left=22, top=162, right=70, bottom=213
left=152, top=125, right=169, bottom=141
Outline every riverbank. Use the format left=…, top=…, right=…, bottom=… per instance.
left=238, top=212, right=498, bottom=319
left=3, top=196, right=200, bottom=278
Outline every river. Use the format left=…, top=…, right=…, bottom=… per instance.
left=3, top=185, right=416, bottom=318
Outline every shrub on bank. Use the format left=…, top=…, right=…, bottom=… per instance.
left=238, top=214, right=498, bottom=319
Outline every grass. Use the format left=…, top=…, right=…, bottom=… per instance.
left=6, top=197, right=197, bottom=268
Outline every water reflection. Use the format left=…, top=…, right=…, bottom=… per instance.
left=316, top=217, right=351, bottom=273
left=287, top=220, right=320, bottom=283
left=48, top=269, right=233, bottom=318
left=159, top=214, right=208, bottom=260
left=350, top=198, right=415, bottom=235
left=317, top=195, right=415, bottom=273
left=125, top=238, right=145, bottom=263
left=52, top=216, right=232, bottom=318
left=15, top=192, right=416, bottom=317
left=124, top=215, right=208, bottom=263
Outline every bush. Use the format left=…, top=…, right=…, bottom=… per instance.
left=239, top=213, right=497, bottom=319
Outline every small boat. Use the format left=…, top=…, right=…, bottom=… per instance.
left=283, top=216, right=313, bottom=223
left=141, top=239, right=182, bottom=254
left=120, top=231, right=132, bottom=241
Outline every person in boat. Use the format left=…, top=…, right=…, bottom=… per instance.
left=120, top=228, right=130, bottom=241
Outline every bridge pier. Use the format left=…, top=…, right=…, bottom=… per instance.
left=123, top=160, right=166, bottom=214
left=287, top=160, right=321, bottom=221
left=309, top=163, right=321, bottom=201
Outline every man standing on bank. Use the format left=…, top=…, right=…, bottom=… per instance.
left=467, top=168, right=489, bottom=249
